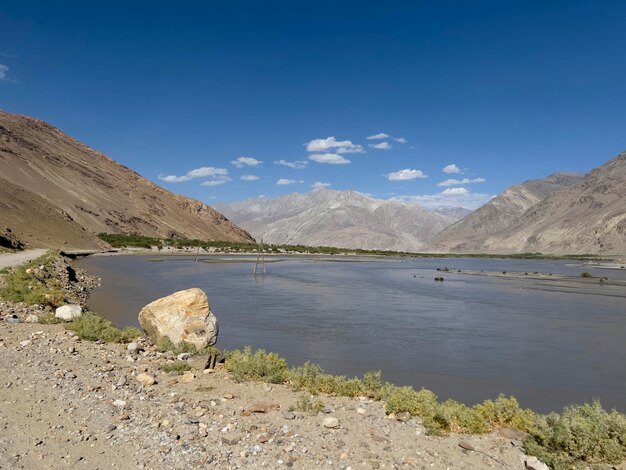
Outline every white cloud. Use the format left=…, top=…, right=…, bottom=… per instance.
left=442, top=164, right=461, bottom=174
left=0, top=64, right=8, bottom=81
left=274, top=159, right=308, bottom=169
left=200, top=176, right=231, bottom=187
left=231, top=156, right=262, bottom=168
left=277, top=178, right=301, bottom=185
left=438, top=177, right=486, bottom=187
left=387, top=169, right=428, bottom=181
left=366, top=132, right=390, bottom=140
left=311, top=181, right=331, bottom=189
left=240, top=174, right=260, bottom=181
left=308, top=153, right=351, bottom=165
left=394, top=137, right=408, bottom=144
left=369, top=142, right=392, bottom=150
left=158, top=166, right=228, bottom=183
left=305, top=136, right=364, bottom=154
left=390, top=187, right=494, bottom=210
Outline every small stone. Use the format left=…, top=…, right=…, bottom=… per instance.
left=105, top=424, right=117, bottom=433
left=356, top=408, right=366, bottom=415
left=127, top=342, right=142, bottom=353
left=19, top=340, right=31, bottom=347
left=136, top=373, right=156, bottom=386
left=24, top=314, right=39, bottom=323
left=322, top=417, right=340, bottom=429
left=525, top=456, right=549, bottom=470
left=113, top=400, right=127, bottom=408
left=284, top=412, right=296, bottom=420
left=177, top=353, right=190, bottom=361
left=180, top=372, right=195, bottom=383
left=221, top=435, right=240, bottom=446
left=5, top=314, right=20, bottom=324
left=458, top=441, right=475, bottom=452
left=55, top=305, right=83, bottom=321
left=249, top=402, right=277, bottom=413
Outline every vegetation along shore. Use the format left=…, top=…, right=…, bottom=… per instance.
left=0, top=251, right=625, bottom=469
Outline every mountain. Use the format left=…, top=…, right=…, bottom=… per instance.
left=433, top=207, right=473, bottom=221
left=430, top=153, right=626, bottom=254
left=0, top=111, right=254, bottom=250
left=216, top=188, right=456, bottom=252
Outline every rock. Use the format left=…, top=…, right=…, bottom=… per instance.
left=525, top=456, right=549, bottom=470
left=187, top=355, right=210, bottom=371
left=4, top=314, right=20, bottom=324
left=221, top=435, right=240, bottom=446
left=177, top=353, right=190, bottom=361
left=497, top=427, right=529, bottom=440
left=127, top=342, right=142, bottom=353
left=249, top=402, right=278, bottom=413
left=55, top=304, right=83, bottom=321
left=138, top=288, right=218, bottom=349
left=136, top=373, right=156, bottom=386
left=24, top=314, right=39, bottom=323
left=180, top=372, right=195, bottom=383
left=284, top=412, right=296, bottom=420
left=322, top=417, right=340, bottom=429
left=19, top=340, right=31, bottom=347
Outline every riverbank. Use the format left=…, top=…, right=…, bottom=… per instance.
left=0, top=319, right=536, bottom=470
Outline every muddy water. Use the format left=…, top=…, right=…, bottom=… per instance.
left=78, top=255, right=626, bottom=413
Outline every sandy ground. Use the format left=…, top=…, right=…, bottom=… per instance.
left=0, top=320, right=537, bottom=470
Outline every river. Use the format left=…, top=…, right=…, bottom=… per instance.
left=77, top=254, right=626, bottom=413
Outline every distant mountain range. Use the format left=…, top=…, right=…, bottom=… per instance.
left=216, top=189, right=466, bottom=252
left=0, top=111, right=253, bottom=250
left=429, top=153, right=626, bottom=254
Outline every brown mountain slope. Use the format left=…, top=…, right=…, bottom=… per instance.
left=428, top=172, right=584, bottom=253
left=0, top=111, right=253, bottom=249
left=429, top=152, right=626, bottom=255
left=481, top=152, right=626, bottom=255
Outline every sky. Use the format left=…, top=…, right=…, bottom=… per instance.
left=1, top=1, right=625, bottom=209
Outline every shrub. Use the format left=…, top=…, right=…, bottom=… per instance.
left=581, top=272, right=592, bottom=278
left=224, top=346, right=288, bottom=383
left=524, top=401, right=626, bottom=469
left=37, top=313, right=64, bottom=324
left=288, top=395, right=325, bottom=413
left=65, top=313, right=142, bottom=343
left=156, top=338, right=198, bottom=355
left=474, top=395, right=537, bottom=432
left=162, top=361, right=191, bottom=375
left=382, top=385, right=438, bottom=417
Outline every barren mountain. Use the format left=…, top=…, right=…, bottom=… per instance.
left=216, top=189, right=456, bottom=251
left=0, top=111, right=253, bottom=250
left=430, top=152, right=626, bottom=254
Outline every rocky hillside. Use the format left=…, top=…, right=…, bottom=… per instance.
left=216, top=189, right=457, bottom=252
left=0, top=111, right=254, bottom=250
left=430, top=152, right=626, bottom=254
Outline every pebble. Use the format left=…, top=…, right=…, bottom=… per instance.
left=322, top=417, right=340, bottom=429
left=136, top=373, right=156, bottom=386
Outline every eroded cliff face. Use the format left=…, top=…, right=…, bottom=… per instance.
left=429, top=153, right=626, bottom=255
left=0, top=111, right=254, bottom=249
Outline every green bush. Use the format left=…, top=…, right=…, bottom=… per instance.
left=65, top=313, right=142, bottom=343
left=288, top=395, right=325, bottom=413
left=524, top=401, right=626, bottom=469
left=224, top=346, right=288, bottom=383
left=37, top=313, right=64, bottom=324
left=162, top=361, right=191, bottom=375
left=0, top=252, right=66, bottom=307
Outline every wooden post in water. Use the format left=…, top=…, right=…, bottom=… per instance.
left=253, top=239, right=266, bottom=275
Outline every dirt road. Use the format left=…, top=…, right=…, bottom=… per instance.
left=0, top=249, right=47, bottom=269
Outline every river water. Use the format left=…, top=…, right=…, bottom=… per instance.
left=78, top=254, right=626, bottom=413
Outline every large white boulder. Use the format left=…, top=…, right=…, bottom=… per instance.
left=138, top=288, right=218, bottom=349
left=55, top=304, right=83, bottom=321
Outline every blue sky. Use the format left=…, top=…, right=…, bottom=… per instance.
left=1, top=1, right=625, bottom=209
